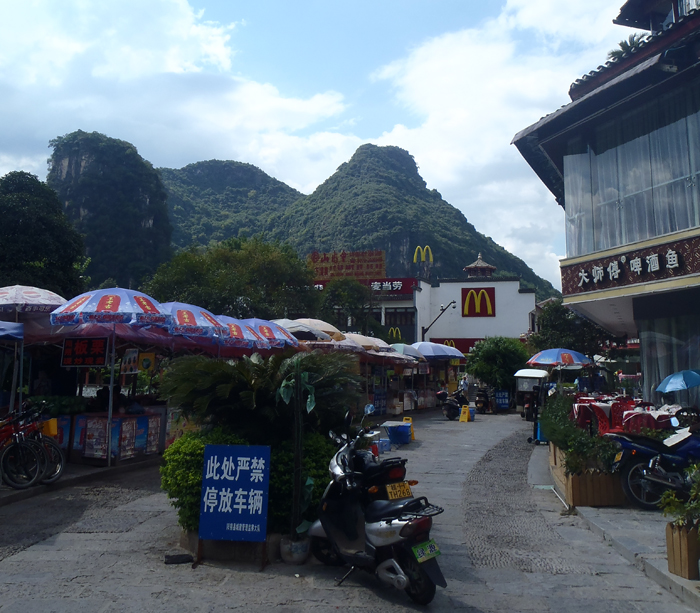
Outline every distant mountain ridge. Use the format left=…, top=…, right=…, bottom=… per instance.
left=158, top=144, right=558, bottom=300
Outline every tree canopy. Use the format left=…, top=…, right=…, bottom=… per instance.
left=529, top=299, right=614, bottom=359
left=0, top=171, right=85, bottom=297
left=319, top=277, right=382, bottom=336
left=141, top=235, right=318, bottom=319
left=464, top=336, right=530, bottom=393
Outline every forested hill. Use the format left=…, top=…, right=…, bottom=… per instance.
left=159, top=160, right=303, bottom=249
left=267, top=144, right=558, bottom=300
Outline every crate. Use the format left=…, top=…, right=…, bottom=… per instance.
left=379, top=439, right=391, bottom=453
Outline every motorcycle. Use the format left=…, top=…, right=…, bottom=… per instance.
left=474, top=388, right=489, bottom=414
left=606, top=417, right=700, bottom=510
left=436, top=389, right=468, bottom=421
left=308, top=410, right=446, bottom=605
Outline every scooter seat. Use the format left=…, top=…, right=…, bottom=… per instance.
left=365, top=498, right=418, bottom=523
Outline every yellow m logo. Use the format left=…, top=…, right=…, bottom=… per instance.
left=388, top=327, right=402, bottom=340
left=444, top=340, right=456, bottom=347
left=413, top=245, right=433, bottom=263
left=464, top=289, right=493, bottom=316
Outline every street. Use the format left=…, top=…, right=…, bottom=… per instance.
left=0, top=412, right=694, bottom=612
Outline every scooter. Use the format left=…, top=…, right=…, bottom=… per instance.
left=308, top=409, right=446, bottom=605
left=606, top=417, right=700, bottom=510
left=436, top=389, right=468, bottom=421
left=474, top=388, right=489, bottom=414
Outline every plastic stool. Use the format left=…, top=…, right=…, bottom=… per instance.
left=403, top=416, right=415, bottom=440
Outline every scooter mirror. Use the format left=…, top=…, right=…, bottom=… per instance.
left=671, top=417, right=680, bottom=427
left=364, top=403, right=375, bottom=415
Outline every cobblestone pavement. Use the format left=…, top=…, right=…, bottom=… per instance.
left=0, top=412, right=695, bottom=612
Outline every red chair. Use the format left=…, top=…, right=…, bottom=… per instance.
left=591, top=404, right=612, bottom=435
left=609, top=402, right=626, bottom=431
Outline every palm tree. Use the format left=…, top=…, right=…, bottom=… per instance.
left=608, top=32, right=648, bottom=61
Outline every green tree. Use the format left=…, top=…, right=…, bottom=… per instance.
left=319, top=277, right=378, bottom=334
left=142, top=235, right=318, bottom=319
left=608, top=32, right=647, bottom=60
left=158, top=350, right=361, bottom=445
left=0, top=171, right=85, bottom=297
left=530, top=299, right=614, bottom=359
left=465, top=336, right=529, bottom=395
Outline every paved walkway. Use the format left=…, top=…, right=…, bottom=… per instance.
left=0, top=411, right=695, bottom=612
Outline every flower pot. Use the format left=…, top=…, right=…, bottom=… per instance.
left=666, top=522, right=700, bottom=580
left=280, top=535, right=310, bottom=564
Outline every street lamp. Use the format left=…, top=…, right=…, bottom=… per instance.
left=421, top=300, right=456, bottom=341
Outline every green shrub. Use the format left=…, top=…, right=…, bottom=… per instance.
left=540, top=393, right=617, bottom=475
left=160, top=428, right=336, bottom=534
left=160, top=428, right=248, bottom=532
left=267, top=432, right=336, bottom=534
left=661, top=464, right=700, bottom=528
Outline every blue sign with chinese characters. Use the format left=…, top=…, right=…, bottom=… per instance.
left=494, top=390, right=509, bottom=410
left=198, top=444, right=271, bottom=542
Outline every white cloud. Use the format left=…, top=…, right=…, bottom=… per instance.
left=371, top=4, right=629, bottom=289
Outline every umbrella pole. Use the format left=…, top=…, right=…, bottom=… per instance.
left=18, top=340, right=24, bottom=411
left=107, top=328, right=116, bottom=468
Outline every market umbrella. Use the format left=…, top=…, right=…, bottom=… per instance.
left=412, top=341, right=464, bottom=360
left=242, top=318, right=299, bottom=348
left=344, top=332, right=383, bottom=351
left=294, top=318, right=345, bottom=341
left=391, top=343, right=426, bottom=361
left=216, top=315, right=271, bottom=351
left=656, top=370, right=700, bottom=393
left=50, top=288, right=172, bottom=466
left=0, top=285, right=66, bottom=316
left=527, top=348, right=593, bottom=368
left=272, top=318, right=332, bottom=341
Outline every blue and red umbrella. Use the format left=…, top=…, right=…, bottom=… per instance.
left=527, top=348, right=592, bottom=368
left=216, top=315, right=271, bottom=350
left=162, top=302, right=226, bottom=338
left=50, top=288, right=171, bottom=327
left=241, top=318, right=299, bottom=348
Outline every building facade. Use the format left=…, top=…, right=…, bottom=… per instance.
left=513, top=0, right=700, bottom=403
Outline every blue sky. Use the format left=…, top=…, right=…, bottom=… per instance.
left=0, top=1, right=633, bottom=289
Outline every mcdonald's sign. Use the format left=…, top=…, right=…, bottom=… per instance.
left=388, top=327, right=402, bottom=340
left=443, top=340, right=456, bottom=347
left=462, top=287, right=496, bottom=318
left=413, top=245, right=433, bottom=264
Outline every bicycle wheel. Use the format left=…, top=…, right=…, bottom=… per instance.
left=1, top=441, right=42, bottom=489
left=22, top=438, right=49, bottom=483
left=36, top=435, right=64, bottom=484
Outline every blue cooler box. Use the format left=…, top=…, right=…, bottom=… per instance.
left=387, top=424, right=412, bottom=445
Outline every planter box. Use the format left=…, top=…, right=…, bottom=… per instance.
left=180, top=530, right=280, bottom=565
left=667, top=523, right=700, bottom=580
left=549, top=444, right=626, bottom=507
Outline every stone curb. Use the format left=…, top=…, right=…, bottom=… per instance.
left=0, top=455, right=162, bottom=508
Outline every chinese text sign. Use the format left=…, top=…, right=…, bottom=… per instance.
left=198, top=444, right=271, bottom=542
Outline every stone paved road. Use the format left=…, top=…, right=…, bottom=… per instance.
left=0, top=412, right=694, bottom=612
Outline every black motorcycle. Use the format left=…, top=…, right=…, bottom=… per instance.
left=436, top=389, right=468, bottom=420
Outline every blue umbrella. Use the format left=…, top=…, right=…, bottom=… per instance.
left=527, top=348, right=592, bottom=368
left=655, top=370, right=700, bottom=393
left=411, top=341, right=464, bottom=360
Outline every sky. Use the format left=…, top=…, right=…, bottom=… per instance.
left=0, top=0, right=632, bottom=290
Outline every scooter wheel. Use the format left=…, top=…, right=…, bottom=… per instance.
left=402, top=553, right=436, bottom=605
left=310, top=537, right=345, bottom=567
left=620, top=461, right=666, bottom=511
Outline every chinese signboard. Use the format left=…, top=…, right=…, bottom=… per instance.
left=61, top=337, right=109, bottom=367
left=461, top=288, right=496, bottom=317
left=198, top=444, right=271, bottom=542
left=314, top=276, right=416, bottom=297
left=561, top=235, right=698, bottom=296
left=309, top=250, right=386, bottom=282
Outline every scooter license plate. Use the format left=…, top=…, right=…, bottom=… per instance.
left=386, top=481, right=412, bottom=500
left=614, top=451, right=623, bottom=463
left=412, top=539, right=441, bottom=563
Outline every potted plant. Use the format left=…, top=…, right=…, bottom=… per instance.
left=660, top=464, right=700, bottom=580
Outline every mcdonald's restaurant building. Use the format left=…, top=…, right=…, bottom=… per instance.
left=513, top=0, right=700, bottom=404
left=374, top=254, right=536, bottom=352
